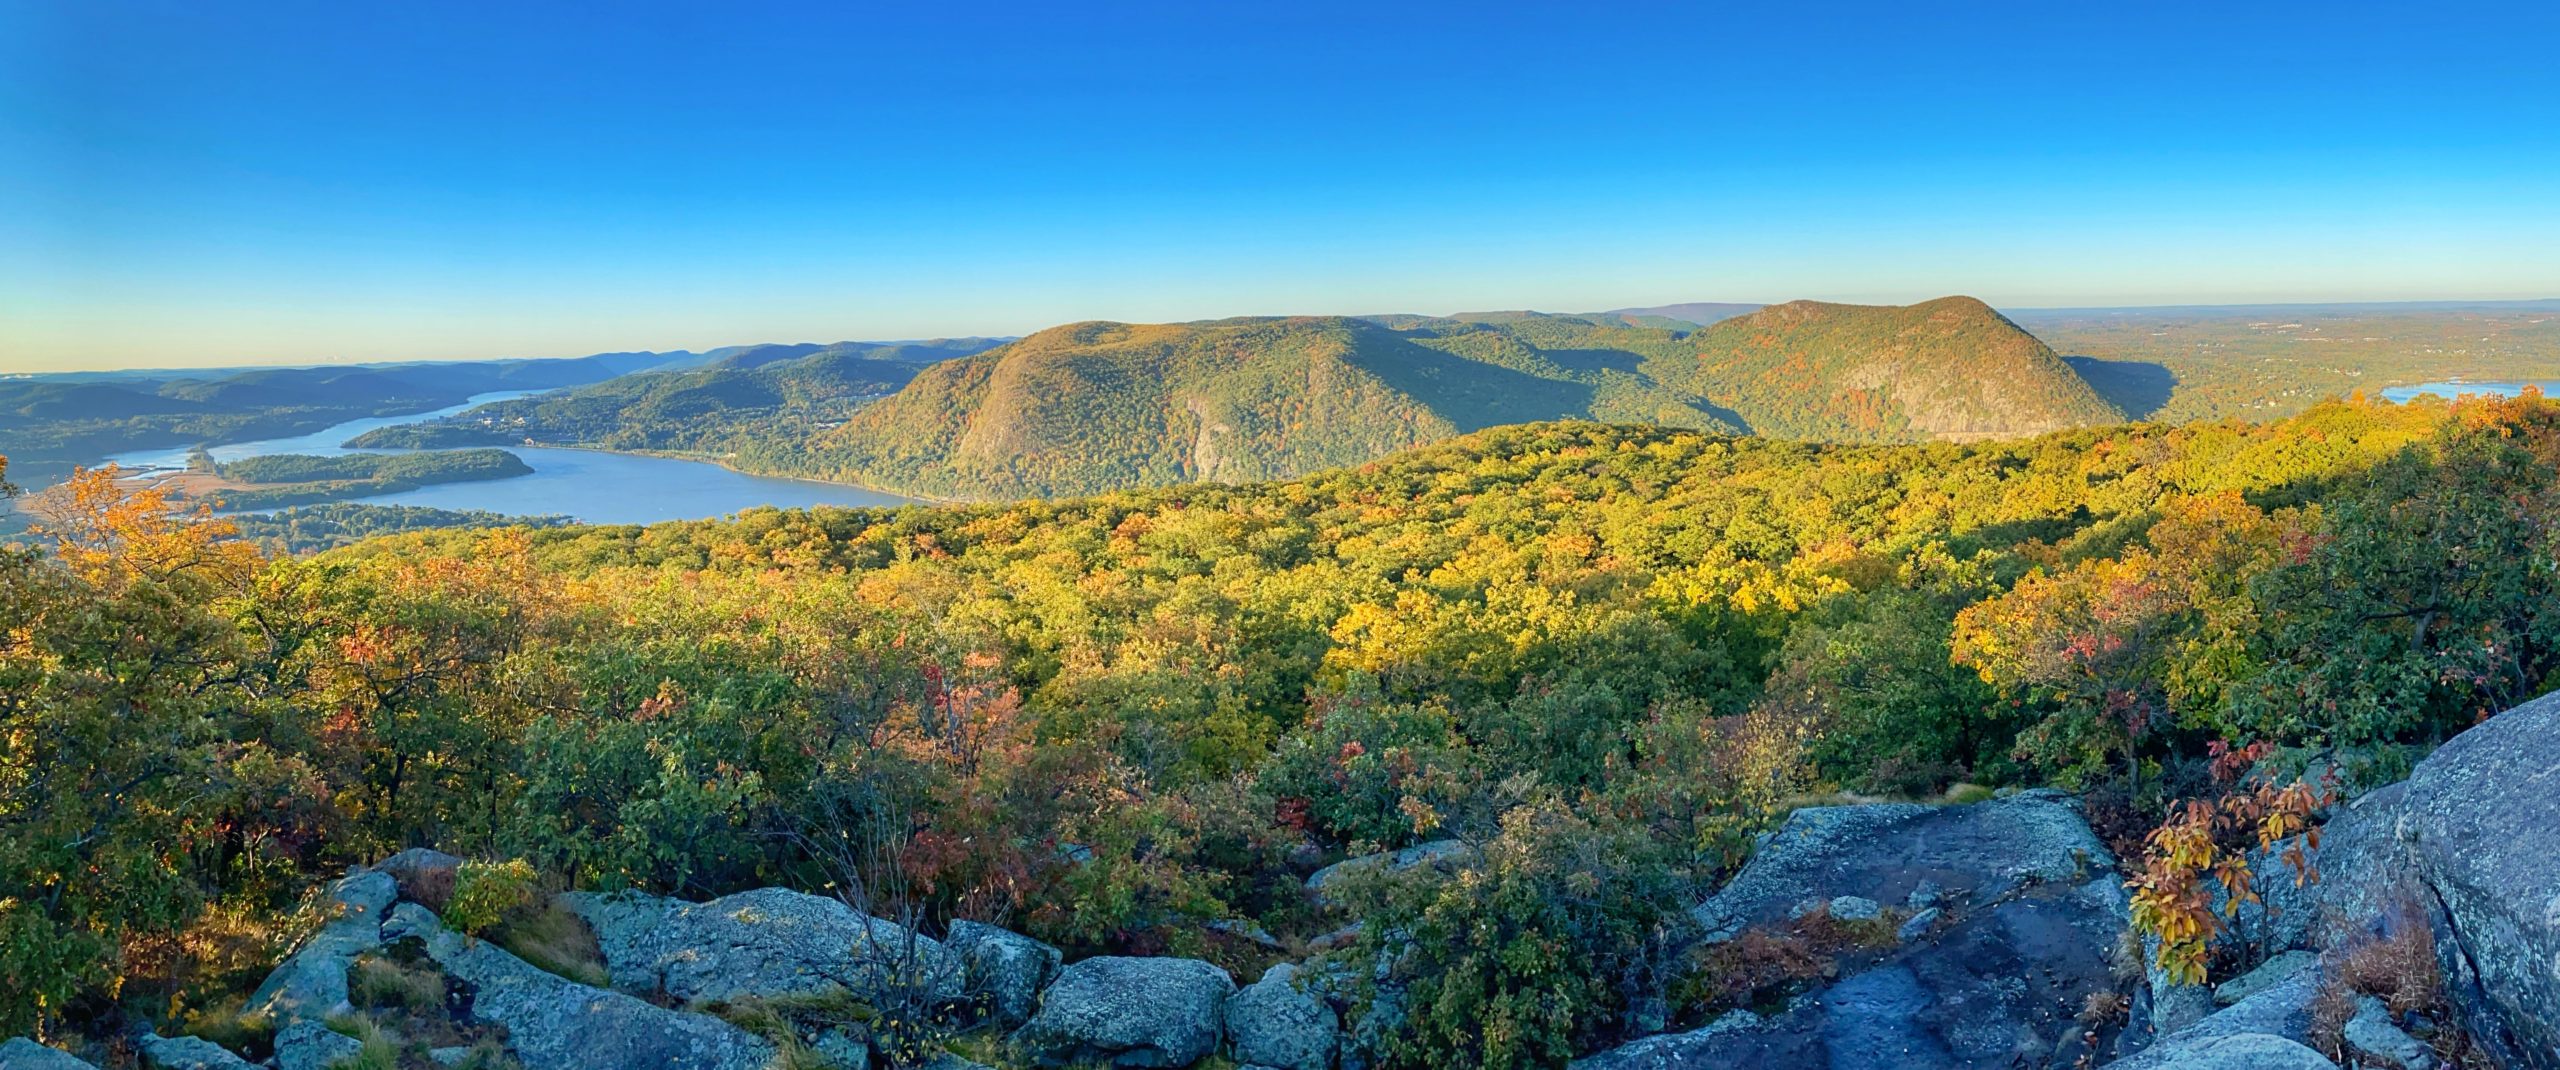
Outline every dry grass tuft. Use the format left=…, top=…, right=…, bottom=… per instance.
left=2307, top=904, right=2502, bottom=1070
left=487, top=896, right=610, bottom=988
left=349, top=953, right=446, bottom=1014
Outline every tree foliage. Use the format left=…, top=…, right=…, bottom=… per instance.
left=3, top=394, right=2557, bottom=1058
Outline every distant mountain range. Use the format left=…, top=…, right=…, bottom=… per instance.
left=775, top=295, right=2120, bottom=499
left=17, top=296, right=2558, bottom=504
left=0, top=351, right=700, bottom=487
left=0, top=341, right=1004, bottom=489
left=343, top=338, right=1009, bottom=455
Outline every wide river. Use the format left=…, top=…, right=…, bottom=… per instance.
left=106, top=391, right=921, bottom=524
left=2379, top=379, right=2560, bottom=403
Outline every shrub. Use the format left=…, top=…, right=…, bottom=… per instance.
left=441, top=860, right=539, bottom=937
left=1353, top=799, right=1693, bottom=1070
left=1259, top=695, right=1478, bottom=850
left=2126, top=777, right=2332, bottom=985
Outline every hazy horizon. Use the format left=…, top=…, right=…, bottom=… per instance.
left=8, top=1, right=2559, bottom=372
left=10, top=293, right=2560, bottom=377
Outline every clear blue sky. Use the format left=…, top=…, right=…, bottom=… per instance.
left=5, top=1, right=2557, bottom=371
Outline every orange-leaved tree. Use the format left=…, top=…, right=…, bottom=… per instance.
left=2126, top=764, right=2335, bottom=986
left=1, top=465, right=264, bottom=1033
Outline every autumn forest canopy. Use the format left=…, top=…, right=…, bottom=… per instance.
left=3, top=388, right=2559, bottom=1063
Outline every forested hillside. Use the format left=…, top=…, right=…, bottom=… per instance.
left=7, top=392, right=2556, bottom=1066
left=347, top=338, right=1007, bottom=459
left=780, top=297, right=2122, bottom=498
left=1667, top=296, right=2123, bottom=439
left=0, top=352, right=692, bottom=489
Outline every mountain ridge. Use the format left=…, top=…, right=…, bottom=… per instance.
left=792, top=296, right=2121, bottom=499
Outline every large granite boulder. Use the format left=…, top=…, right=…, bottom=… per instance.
left=2178, top=690, right=2560, bottom=1069
left=1226, top=962, right=1339, bottom=1070
left=946, top=919, right=1061, bottom=1027
left=0, top=1039, right=96, bottom=1070
left=2380, top=689, right=2560, bottom=1066
left=2106, top=968, right=2324, bottom=1066
left=562, top=886, right=962, bottom=1005
left=246, top=870, right=397, bottom=1022
left=384, top=902, right=775, bottom=1070
left=2102, top=1033, right=2336, bottom=1070
left=1574, top=791, right=2131, bottom=1070
left=136, top=1032, right=257, bottom=1070
left=1011, top=955, right=1234, bottom=1067
left=271, top=1021, right=363, bottom=1070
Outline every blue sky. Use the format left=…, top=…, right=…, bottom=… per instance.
left=4, top=1, right=2557, bottom=371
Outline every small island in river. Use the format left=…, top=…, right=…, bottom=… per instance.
left=162, top=448, right=536, bottom=510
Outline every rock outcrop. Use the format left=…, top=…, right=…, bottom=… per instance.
left=2105, top=968, right=2323, bottom=1067
left=2104, top=1032, right=2337, bottom=1069
left=1011, top=955, right=1235, bottom=1067
left=1576, top=791, right=2131, bottom=1070
left=947, top=919, right=1062, bottom=1028
left=88, top=689, right=2560, bottom=1070
left=271, top=1021, right=363, bottom=1070
left=246, top=870, right=397, bottom=1023
left=1225, top=963, right=1339, bottom=1070
left=385, top=902, right=776, bottom=1070
left=2341, top=996, right=2437, bottom=1070
left=371, top=847, right=464, bottom=908
left=1689, top=789, right=2112, bottom=939
left=564, top=886, right=963, bottom=1005
left=136, top=1032, right=258, bottom=1070
left=2379, top=689, right=2560, bottom=1066
left=2152, top=689, right=2560, bottom=1070
left=0, top=1039, right=96, bottom=1070
left=1568, top=1012, right=1765, bottom=1069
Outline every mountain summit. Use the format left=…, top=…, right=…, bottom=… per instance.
left=795, top=297, right=2122, bottom=499
left=1667, top=296, right=2124, bottom=441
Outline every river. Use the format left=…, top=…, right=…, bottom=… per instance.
left=105, top=391, right=922, bottom=524
left=2379, top=379, right=2560, bottom=403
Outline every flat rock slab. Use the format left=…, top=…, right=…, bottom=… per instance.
left=1596, top=877, right=2129, bottom=1070
left=1577, top=791, right=2131, bottom=1070
left=2104, top=1032, right=2338, bottom=1069
left=0, top=1039, right=97, bottom=1070
left=385, top=903, right=775, bottom=1070
left=562, top=886, right=961, bottom=1005
left=1691, top=790, right=2114, bottom=939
